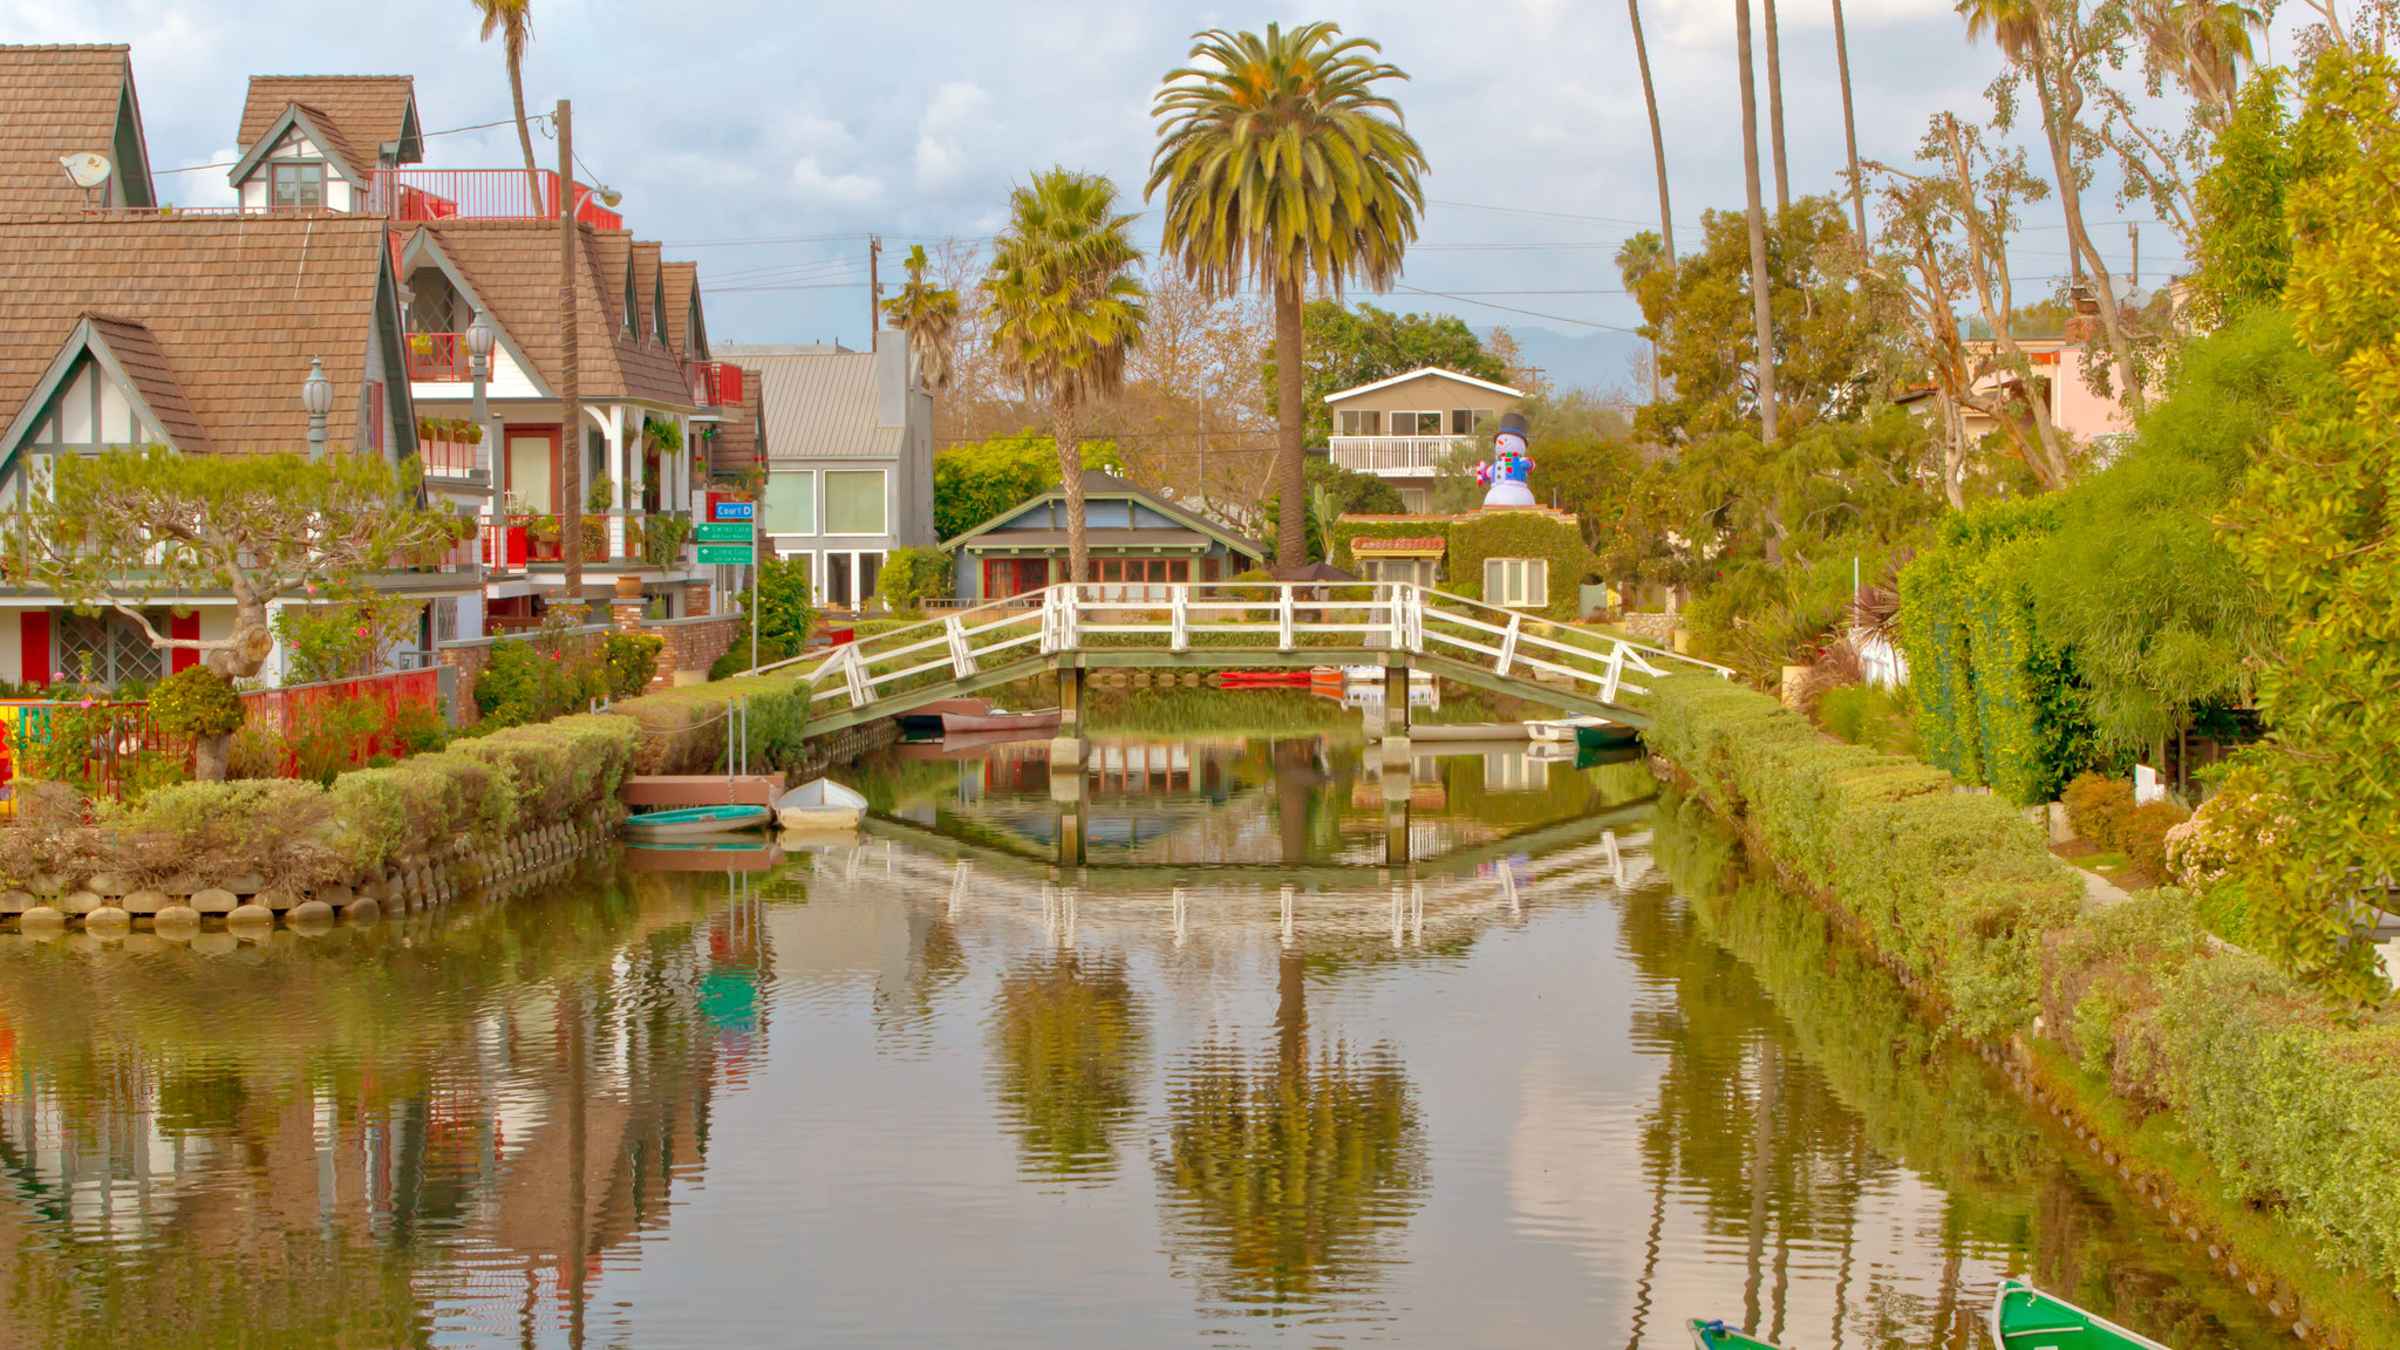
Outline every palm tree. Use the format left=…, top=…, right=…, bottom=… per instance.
left=2132, top=0, right=2265, bottom=119
left=883, top=244, right=961, bottom=390
left=1734, top=0, right=1779, bottom=448
left=1628, top=0, right=1676, bottom=403
left=1833, top=0, right=1869, bottom=246
left=470, top=0, right=542, bottom=205
left=982, top=169, right=1148, bottom=586
left=1762, top=0, right=1791, bottom=214
left=1148, top=23, right=1427, bottom=576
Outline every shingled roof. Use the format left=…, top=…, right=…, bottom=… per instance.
left=0, top=45, right=154, bottom=217
left=236, top=76, right=419, bottom=172
left=0, top=213, right=398, bottom=454
left=707, top=366, right=763, bottom=483
left=631, top=241, right=664, bottom=346
left=662, top=261, right=701, bottom=358
left=413, top=218, right=692, bottom=407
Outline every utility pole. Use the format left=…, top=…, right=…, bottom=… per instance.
left=558, top=98, right=584, bottom=610
left=2129, top=223, right=2140, bottom=288
left=868, top=235, right=883, bottom=342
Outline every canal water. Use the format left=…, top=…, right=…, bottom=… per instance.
left=0, top=732, right=2299, bottom=1347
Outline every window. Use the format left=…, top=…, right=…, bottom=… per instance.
left=983, top=557, right=1049, bottom=600
left=270, top=162, right=326, bottom=209
left=57, top=611, right=164, bottom=689
left=824, top=549, right=885, bottom=609
left=431, top=596, right=461, bottom=645
left=824, top=469, right=888, bottom=535
left=1483, top=557, right=1548, bottom=609
left=764, top=471, right=816, bottom=535
left=1366, top=557, right=1432, bottom=588
left=1396, top=486, right=1431, bottom=513
left=1337, top=409, right=1383, bottom=437
left=1451, top=408, right=1490, bottom=435
left=1394, top=411, right=1443, bottom=436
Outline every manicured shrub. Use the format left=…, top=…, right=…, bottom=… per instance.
left=603, top=631, right=663, bottom=699
left=2062, top=772, right=2135, bottom=848
left=2117, top=800, right=2190, bottom=882
left=709, top=632, right=791, bottom=681
left=149, top=666, right=244, bottom=738
left=475, top=627, right=603, bottom=727
left=613, top=674, right=810, bottom=776
left=874, top=546, right=952, bottom=613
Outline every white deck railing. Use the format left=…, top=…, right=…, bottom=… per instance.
left=1328, top=436, right=1472, bottom=474
left=773, top=582, right=1733, bottom=721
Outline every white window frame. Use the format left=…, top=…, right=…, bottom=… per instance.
left=821, top=548, right=887, bottom=609
left=763, top=467, right=818, bottom=537
left=1390, top=410, right=1443, bottom=437
left=822, top=467, right=890, bottom=538
left=1483, top=557, right=1548, bottom=609
left=1337, top=408, right=1383, bottom=437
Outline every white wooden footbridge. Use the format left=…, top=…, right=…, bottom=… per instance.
left=774, top=581, right=1733, bottom=738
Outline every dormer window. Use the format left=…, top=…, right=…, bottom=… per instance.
left=623, top=268, right=637, bottom=336
left=271, top=162, right=326, bottom=209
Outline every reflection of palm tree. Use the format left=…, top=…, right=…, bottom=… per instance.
left=989, top=951, right=1146, bottom=1182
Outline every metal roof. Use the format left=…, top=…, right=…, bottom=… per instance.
left=956, top=528, right=1218, bottom=551
left=719, top=344, right=900, bottom=461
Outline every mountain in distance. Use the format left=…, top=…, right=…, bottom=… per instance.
left=1475, top=325, right=1646, bottom=398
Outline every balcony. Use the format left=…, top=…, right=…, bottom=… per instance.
left=367, top=169, right=625, bottom=231
left=405, top=332, right=471, bottom=383
left=1328, top=434, right=1475, bottom=476
left=687, top=360, right=744, bottom=408
left=416, top=431, right=483, bottom=480
left=481, top=511, right=695, bottom=571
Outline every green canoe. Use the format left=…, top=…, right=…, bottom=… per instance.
left=1687, top=1319, right=1782, bottom=1349
left=1575, top=721, right=1641, bottom=753
left=624, top=804, right=772, bottom=838
left=1990, top=1279, right=2173, bottom=1349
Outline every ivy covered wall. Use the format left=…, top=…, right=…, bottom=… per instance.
left=1333, top=508, right=1594, bottom=621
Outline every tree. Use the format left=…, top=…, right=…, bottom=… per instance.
left=1733, top=0, right=1781, bottom=454
left=991, top=951, right=1147, bottom=1181
left=1265, top=301, right=1511, bottom=445
left=1149, top=22, right=1428, bottom=576
left=1832, top=0, right=1869, bottom=246
left=982, top=169, right=1148, bottom=585
left=1260, top=459, right=1406, bottom=562
left=1762, top=0, right=1792, bottom=214
left=2188, top=68, right=2293, bottom=320
left=933, top=432, right=1124, bottom=543
left=4, top=449, right=460, bottom=780
left=469, top=0, right=542, bottom=206
left=882, top=243, right=960, bottom=391
left=1628, top=0, right=1677, bottom=270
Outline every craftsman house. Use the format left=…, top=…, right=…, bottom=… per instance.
left=1324, top=366, right=1522, bottom=513
left=946, top=473, right=1268, bottom=605
left=720, top=336, right=936, bottom=611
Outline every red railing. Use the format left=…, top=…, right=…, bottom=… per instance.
left=369, top=169, right=624, bottom=230
left=686, top=361, right=744, bottom=407
left=406, top=332, right=471, bottom=382
left=418, top=433, right=481, bottom=478
left=482, top=513, right=659, bottom=568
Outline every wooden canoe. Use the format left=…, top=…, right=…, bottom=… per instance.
left=777, top=778, right=867, bottom=831
left=944, top=707, right=1062, bottom=735
left=625, top=804, right=771, bottom=838
left=898, top=697, right=994, bottom=737
left=1990, top=1280, right=2173, bottom=1350
left=1686, top=1319, right=1783, bottom=1349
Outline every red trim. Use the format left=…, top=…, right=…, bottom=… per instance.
left=169, top=611, right=200, bottom=674
left=501, top=425, right=564, bottom=512
left=20, top=611, right=50, bottom=689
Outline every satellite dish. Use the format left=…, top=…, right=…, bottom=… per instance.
left=59, top=152, right=113, bottom=190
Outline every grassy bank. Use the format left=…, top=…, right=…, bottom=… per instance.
left=1646, top=672, right=2400, bottom=1338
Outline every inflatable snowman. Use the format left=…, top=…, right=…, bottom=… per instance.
left=1474, top=412, right=1537, bottom=508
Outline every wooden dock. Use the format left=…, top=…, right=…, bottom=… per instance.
left=622, top=774, right=785, bottom=809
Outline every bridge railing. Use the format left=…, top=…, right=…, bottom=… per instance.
left=781, top=582, right=1731, bottom=722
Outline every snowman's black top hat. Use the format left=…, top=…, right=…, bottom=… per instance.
left=1495, top=411, right=1531, bottom=445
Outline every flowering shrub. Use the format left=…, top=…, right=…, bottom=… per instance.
left=2165, top=762, right=2293, bottom=890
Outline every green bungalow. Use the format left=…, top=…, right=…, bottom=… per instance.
left=946, top=472, right=1268, bottom=603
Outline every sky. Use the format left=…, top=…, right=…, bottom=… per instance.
left=6, top=0, right=2267, bottom=392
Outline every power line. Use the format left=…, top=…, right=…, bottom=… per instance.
left=1390, top=283, right=1646, bottom=335
left=155, top=113, right=533, bottom=175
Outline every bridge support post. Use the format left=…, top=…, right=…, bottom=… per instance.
left=1050, top=752, right=1087, bottom=870
left=1382, top=763, right=1411, bottom=867
left=1379, top=661, right=1411, bottom=772
left=1049, top=659, right=1085, bottom=772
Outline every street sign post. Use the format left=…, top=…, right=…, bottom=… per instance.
left=707, top=499, right=761, bottom=671
left=696, top=521, right=754, bottom=543
left=697, top=543, right=756, bottom=566
left=711, top=499, right=756, bottom=522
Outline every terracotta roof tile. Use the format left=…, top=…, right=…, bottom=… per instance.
left=237, top=76, right=417, bottom=172
left=415, top=218, right=692, bottom=408
left=662, top=261, right=698, bottom=358
left=0, top=46, right=147, bottom=217
left=0, top=213, right=393, bottom=453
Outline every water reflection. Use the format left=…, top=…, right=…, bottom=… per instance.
left=0, top=745, right=2331, bottom=1347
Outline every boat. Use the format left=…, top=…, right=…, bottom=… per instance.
left=1990, top=1279, right=2173, bottom=1349
left=1686, top=1320, right=1783, bottom=1348
left=778, top=778, right=868, bottom=831
left=942, top=706, right=1062, bottom=735
left=1410, top=722, right=1533, bottom=743
left=624, top=804, right=771, bottom=839
left=1526, top=714, right=1606, bottom=743
left=1575, top=721, right=1642, bottom=753
left=897, top=697, right=996, bottom=737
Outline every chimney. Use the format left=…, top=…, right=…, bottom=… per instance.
left=874, top=329, right=909, bottom=428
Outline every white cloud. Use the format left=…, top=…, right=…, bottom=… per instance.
left=163, top=147, right=241, bottom=209
left=790, top=156, right=883, bottom=204
left=914, top=81, right=991, bottom=189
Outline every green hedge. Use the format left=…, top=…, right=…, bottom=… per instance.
left=1646, top=672, right=2082, bottom=1038
left=612, top=672, right=811, bottom=776
left=1333, top=509, right=1594, bottom=621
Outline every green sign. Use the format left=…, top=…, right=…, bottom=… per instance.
left=696, top=521, right=755, bottom=543
left=697, top=544, right=756, bottom=565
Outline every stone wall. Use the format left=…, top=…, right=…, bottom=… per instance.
left=634, top=612, right=742, bottom=687
left=791, top=716, right=900, bottom=779
left=1619, top=611, right=1676, bottom=645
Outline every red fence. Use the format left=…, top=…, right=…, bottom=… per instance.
left=239, top=668, right=442, bottom=778
left=686, top=361, right=744, bottom=407
left=407, top=332, right=472, bottom=382
left=368, top=169, right=625, bottom=230
left=419, top=433, right=481, bottom=478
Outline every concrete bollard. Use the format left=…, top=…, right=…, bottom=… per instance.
left=0, top=891, right=28, bottom=915
left=289, top=900, right=335, bottom=930
left=190, top=888, right=238, bottom=915
left=20, top=907, right=64, bottom=937
left=61, top=890, right=103, bottom=916
left=84, top=873, right=131, bottom=898
left=154, top=905, right=201, bottom=935
left=344, top=896, right=382, bottom=924
left=120, top=889, right=167, bottom=916
left=227, top=902, right=273, bottom=930
left=85, top=905, right=131, bottom=932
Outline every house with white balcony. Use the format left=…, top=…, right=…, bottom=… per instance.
left=1324, top=366, right=1522, bottom=513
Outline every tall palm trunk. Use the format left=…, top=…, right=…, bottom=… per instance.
left=1762, top=0, right=1791, bottom=214
left=1272, top=274, right=1306, bottom=574
left=1735, top=0, right=1779, bottom=450
left=1629, top=0, right=1675, bottom=405
left=1832, top=0, right=1868, bottom=246
left=557, top=100, right=583, bottom=607
left=1056, top=402, right=1089, bottom=584
left=507, top=48, right=540, bottom=213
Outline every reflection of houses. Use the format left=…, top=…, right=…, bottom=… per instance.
left=946, top=472, right=1268, bottom=604
left=1325, top=366, right=1522, bottom=513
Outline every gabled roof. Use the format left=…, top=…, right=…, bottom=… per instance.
left=631, top=241, right=664, bottom=345
left=0, top=213, right=396, bottom=455
left=410, top=218, right=692, bottom=407
left=237, top=76, right=420, bottom=167
left=1323, top=365, right=1523, bottom=404
left=588, top=228, right=633, bottom=332
left=0, top=45, right=154, bottom=216
left=662, top=260, right=705, bottom=359
left=945, top=470, right=1267, bottom=560
left=724, top=345, right=899, bottom=461
left=707, top=365, right=763, bottom=482
left=225, top=103, right=371, bottom=189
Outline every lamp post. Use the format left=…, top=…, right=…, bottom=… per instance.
left=300, top=357, right=332, bottom=460
left=468, top=311, right=498, bottom=530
